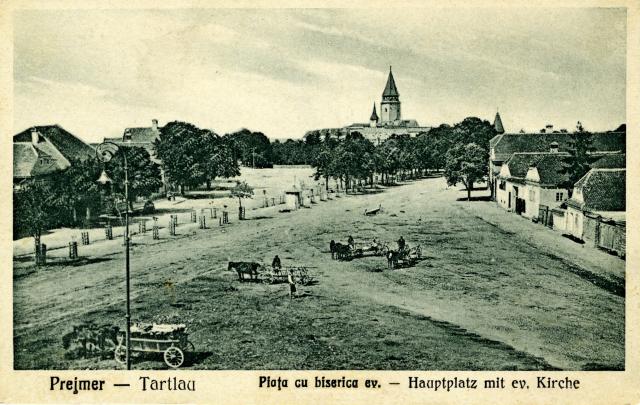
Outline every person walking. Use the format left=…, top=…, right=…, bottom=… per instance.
left=287, top=269, right=297, bottom=299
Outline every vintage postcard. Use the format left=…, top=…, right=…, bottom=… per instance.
left=0, top=0, right=638, bottom=404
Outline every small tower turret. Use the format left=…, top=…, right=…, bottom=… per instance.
left=493, top=111, right=505, bottom=134
left=369, top=103, right=379, bottom=127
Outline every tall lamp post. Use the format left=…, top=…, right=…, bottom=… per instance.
left=96, top=141, right=131, bottom=370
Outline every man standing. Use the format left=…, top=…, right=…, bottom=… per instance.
left=287, top=269, right=297, bottom=299
left=397, top=236, right=406, bottom=251
left=272, top=255, right=282, bottom=271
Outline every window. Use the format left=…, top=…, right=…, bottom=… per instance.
left=529, top=190, right=535, bottom=201
left=499, top=181, right=506, bottom=190
left=556, top=192, right=564, bottom=202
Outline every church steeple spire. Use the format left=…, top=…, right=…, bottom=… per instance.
left=493, top=110, right=505, bottom=134
left=382, top=66, right=399, bottom=98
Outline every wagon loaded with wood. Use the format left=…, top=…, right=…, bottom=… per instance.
left=114, top=323, right=194, bottom=368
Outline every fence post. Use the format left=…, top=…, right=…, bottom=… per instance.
left=81, top=231, right=90, bottom=245
left=105, top=224, right=113, bottom=240
left=199, top=215, right=206, bottom=229
left=138, top=220, right=146, bottom=234
left=191, top=210, right=197, bottom=223
left=169, top=215, right=177, bottom=236
left=152, top=217, right=159, bottom=240
left=69, top=241, right=78, bottom=260
left=39, top=244, right=47, bottom=265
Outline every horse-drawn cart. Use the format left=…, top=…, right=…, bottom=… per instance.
left=387, top=245, right=422, bottom=269
left=261, top=266, right=314, bottom=285
left=333, top=240, right=389, bottom=260
left=114, top=323, right=194, bottom=368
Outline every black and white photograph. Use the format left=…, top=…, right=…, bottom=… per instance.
left=3, top=2, right=636, bottom=398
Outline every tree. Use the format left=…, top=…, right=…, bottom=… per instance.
left=49, top=157, right=102, bottom=225
left=107, top=147, right=163, bottom=209
left=451, top=117, right=496, bottom=156
left=230, top=181, right=254, bottom=219
left=444, top=143, right=487, bottom=201
left=13, top=179, right=59, bottom=263
left=203, top=134, right=240, bottom=189
left=560, top=122, right=597, bottom=197
left=155, top=121, right=238, bottom=194
left=225, top=129, right=273, bottom=168
left=375, top=137, right=402, bottom=185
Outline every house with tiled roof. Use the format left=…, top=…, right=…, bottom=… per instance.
left=13, top=125, right=94, bottom=187
left=562, top=169, right=626, bottom=256
left=102, top=119, right=162, bottom=163
left=496, top=150, right=570, bottom=219
left=489, top=129, right=625, bottom=200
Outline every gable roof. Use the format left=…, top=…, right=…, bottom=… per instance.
left=123, top=127, right=161, bottom=144
left=13, top=143, right=38, bottom=178
left=13, top=125, right=94, bottom=162
left=571, top=169, right=625, bottom=211
left=530, top=153, right=569, bottom=186
left=491, top=132, right=625, bottom=162
left=502, top=152, right=570, bottom=186
left=382, top=68, right=399, bottom=98
left=13, top=140, right=71, bottom=179
left=591, top=153, right=626, bottom=169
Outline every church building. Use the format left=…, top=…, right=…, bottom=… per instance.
left=305, top=67, right=431, bottom=144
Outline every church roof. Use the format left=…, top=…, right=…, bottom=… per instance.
left=494, top=112, right=505, bottom=134
left=382, top=67, right=399, bottom=98
left=370, top=103, right=378, bottom=121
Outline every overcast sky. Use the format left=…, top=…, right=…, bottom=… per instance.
left=13, top=7, right=626, bottom=142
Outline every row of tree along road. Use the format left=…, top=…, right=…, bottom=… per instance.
left=14, top=116, right=598, bottom=255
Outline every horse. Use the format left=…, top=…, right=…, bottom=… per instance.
left=228, top=261, right=260, bottom=282
left=335, top=243, right=351, bottom=260
left=329, top=240, right=336, bottom=259
left=387, top=250, right=400, bottom=269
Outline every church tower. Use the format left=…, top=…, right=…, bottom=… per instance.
left=380, top=66, right=401, bottom=124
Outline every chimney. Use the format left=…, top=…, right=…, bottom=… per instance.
left=545, top=124, right=554, bottom=133
left=550, top=141, right=559, bottom=153
left=30, top=128, right=39, bottom=145
left=152, top=119, right=158, bottom=131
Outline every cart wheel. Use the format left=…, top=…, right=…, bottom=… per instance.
left=114, top=345, right=126, bottom=365
left=164, top=346, right=184, bottom=368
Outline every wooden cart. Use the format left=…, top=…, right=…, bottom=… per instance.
left=114, top=323, right=194, bottom=368
left=261, top=266, right=314, bottom=285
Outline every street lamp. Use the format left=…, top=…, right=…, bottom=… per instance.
left=96, top=141, right=131, bottom=370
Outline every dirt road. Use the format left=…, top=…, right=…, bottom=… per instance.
left=13, top=176, right=624, bottom=370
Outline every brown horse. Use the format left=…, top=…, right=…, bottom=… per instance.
left=228, top=261, right=260, bottom=282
